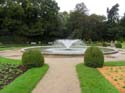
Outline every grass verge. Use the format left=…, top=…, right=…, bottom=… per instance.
left=0, top=44, right=45, bottom=51
left=0, top=57, right=49, bottom=93
left=122, top=42, right=125, bottom=49
left=76, top=61, right=125, bottom=93
left=0, top=56, right=21, bottom=64
left=104, top=61, right=125, bottom=66
left=0, top=44, right=28, bottom=51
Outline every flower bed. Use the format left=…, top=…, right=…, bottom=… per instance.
left=0, top=64, right=27, bottom=89
left=98, top=66, right=125, bottom=93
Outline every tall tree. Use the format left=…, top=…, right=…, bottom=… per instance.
left=0, top=0, right=60, bottom=43
left=88, top=14, right=106, bottom=41
left=75, top=2, right=88, bottom=15
left=119, top=13, right=125, bottom=40
left=107, top=3, right=119, bottom=24
left=120, top=13, right=125, bottom=26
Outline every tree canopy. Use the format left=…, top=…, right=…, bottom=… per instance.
left=0, top=1, right=125, bottom=43
left=0, top=0, right=60, bottom=43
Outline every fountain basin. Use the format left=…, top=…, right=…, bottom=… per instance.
left=21, top=39, right=118, bottom=56
left=21, top=46, right=118, bottom=56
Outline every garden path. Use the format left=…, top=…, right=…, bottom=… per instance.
left=32, top=57, right=82, bottom=93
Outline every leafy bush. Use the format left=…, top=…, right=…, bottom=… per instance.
left=84, top=46, right=104, bottom=68
left=22, top=49, right=44, bottom=68
left=115, top=42, right=122, bottom=48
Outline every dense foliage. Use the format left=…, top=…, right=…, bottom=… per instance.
left=115, top=42, right=122, bottom=48
left=66, top=3, right=125, bottom=41
left=0, top=1, right=125, bottom=43
left=84, top=47, right=104, bottom=68
left=22, top=50, right=44, bottom=68
left=0, top=0, right=60, bottom=43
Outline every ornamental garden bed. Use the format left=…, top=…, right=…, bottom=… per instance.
left=98, top=66, right=125, bottom=93
left=0, top=64, right=27, bottom=89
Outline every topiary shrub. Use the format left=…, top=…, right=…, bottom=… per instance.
left=84, top=46, right=104, bottom=68
left=115, top=42, right=122, bottom=48
left=22, top=49, right=44, bottom=68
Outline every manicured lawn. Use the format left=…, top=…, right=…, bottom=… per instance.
left=0, top=44, right=47, bottom=51
left=0, top=57, right=49, bottom=93
left=104, top=61, right=125, bottom=66
left=0, top=45, right=27, bottom=51
left=0, top=44, right=38, bottom=51
left=0, top=47, right=15, bottom=51
left=76, top=61, right=125, bottom=93
left=0, top=57, right=21, bottom=64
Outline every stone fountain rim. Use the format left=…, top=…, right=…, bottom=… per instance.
left=21, top=46, right=119, bottom=55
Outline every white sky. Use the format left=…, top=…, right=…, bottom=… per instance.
left=55, top=0, right=125, bottom=16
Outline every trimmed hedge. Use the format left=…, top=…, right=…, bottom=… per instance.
left=22, top=49, right=44, bottom=68
left=84, top=46, right=104, bottom=68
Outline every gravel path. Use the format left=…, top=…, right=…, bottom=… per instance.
left=32, top=57, right=82, bottom=93
left=0, top=49, right=22, bottom=59
left=0, top=49, right=125, bottom=93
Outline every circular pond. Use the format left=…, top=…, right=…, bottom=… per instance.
left=22, top=46, right=118, bottom=56
left=21, top=39, right=118, bottom=56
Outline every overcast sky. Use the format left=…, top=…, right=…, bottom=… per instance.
left=55, top=0, right=125, bottom=16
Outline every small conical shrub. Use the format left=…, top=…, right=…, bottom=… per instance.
left=22, top=49, right=44, bottom=68
left=84, top=46, right=104, bottom=68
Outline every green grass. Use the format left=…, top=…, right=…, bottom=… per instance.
left=122, top=42, right=125, bottom=49
left=87, top=41, right=125, bottom=49
left=76, top=62, right=124, bottom=93
left=104, top=61, right=125, bottom=66
left=0, top=44, right=28, bottom=51
left=0, top=56, right=21, bottom=64
left=0, top=44, right=40, bottom=51
left=0, top=44, right=47, bottom=51
left=0, top=47, right=19, bottom=51
left=0, top=57, right=49, bottom=93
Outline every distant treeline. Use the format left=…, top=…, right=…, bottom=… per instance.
left=0, top=1, right=125, bottom=44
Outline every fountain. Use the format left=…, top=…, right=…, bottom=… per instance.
left=54, top=39, right=84, bottom=48
left=53, top=39, right=85, bottom=48
left=21, top=39, right=118, bottom=56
